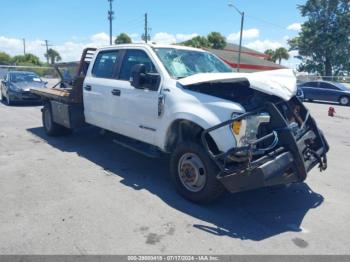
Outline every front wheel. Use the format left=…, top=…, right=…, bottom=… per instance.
left=5, top=95, right=12, bottom=106
left=339, top=96, right=349, bottom=106
left=170, top=142, right=225, bottom=204
left=0, top=89, right=4, bottom=103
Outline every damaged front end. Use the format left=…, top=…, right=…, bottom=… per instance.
left=201, top=97, right=329, bottom=193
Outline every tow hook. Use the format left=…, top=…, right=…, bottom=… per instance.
left=306, top=148, right=328, bottom=172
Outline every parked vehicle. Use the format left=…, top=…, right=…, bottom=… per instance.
left=31, top=44, right=329, bottom=204
left=298, top=80, right=350, bottom=105
left=296, top=87, right=304, bottom=101
left=1, top=71, right=47, bottom=105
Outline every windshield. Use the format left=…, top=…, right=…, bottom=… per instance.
left=10, top=72, right=42, bottom=83
left=154, top=48, right=232, bottom=79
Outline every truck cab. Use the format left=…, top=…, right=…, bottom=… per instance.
left=31, top=44, right=329, bottom=204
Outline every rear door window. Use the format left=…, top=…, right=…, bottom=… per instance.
left=304, top=82, right=319, bottom=88
left=320, top=82, right=339, bottom=90
left=92, top=50, right=119, bottom=79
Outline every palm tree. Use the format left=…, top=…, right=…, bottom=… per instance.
left=274, top=47, right=290, bottom=64
left=264, top=49, right=276, bottom=63
left=45, top=48, right=62, bottom=65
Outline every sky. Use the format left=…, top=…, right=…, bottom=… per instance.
left=0, top=0, right=306, bottom=68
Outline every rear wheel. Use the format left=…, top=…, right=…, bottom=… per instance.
left=170, top=142, right=225, bottom=204
left=42, top=103, right=72, bottom=136
left=339, top=96, right=349, bottom=106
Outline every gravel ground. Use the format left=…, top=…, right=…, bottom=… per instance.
left=0, top=101, right=349, bottom=255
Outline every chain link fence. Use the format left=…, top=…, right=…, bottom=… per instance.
left=296, top=74, right=350, bottom=83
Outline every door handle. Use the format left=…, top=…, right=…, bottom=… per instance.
left=84, top=85, right=92, bottom=91
left=111, top=89, right=121, bottom=96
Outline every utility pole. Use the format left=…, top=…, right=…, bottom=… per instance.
left=144, top=13, right=148, bottom=43
left=237, top=12, right=245, bottom=72
left=23, top=38, right=26, bottom=55
left=142, top=13, right=151, bottom=43
left=108, top=0, right=114, bottom=45
left=41, top=40, right=53, bottom=64
left=228, top=3, right=245, bottom=72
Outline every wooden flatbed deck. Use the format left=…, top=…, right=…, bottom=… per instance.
left=30, top=87, right=82, bottom=104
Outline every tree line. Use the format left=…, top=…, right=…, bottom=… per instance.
left=114, top=31, right=228, bottom=50
left=0, top=48, right=62, bottom=66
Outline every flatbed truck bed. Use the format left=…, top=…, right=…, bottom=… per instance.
left=30, top=87, right=73, bottom=104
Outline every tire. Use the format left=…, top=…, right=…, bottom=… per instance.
left=339, top=96, right=349, bottom=106
left=5, top=94, right=12, bottom=106
left=42, top=103, right=72, bottom=136
left=170, top=142, right=225, bottom=204
left=0, top=89, right=4, bottom=103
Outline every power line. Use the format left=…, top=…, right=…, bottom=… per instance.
left=245, top=14, right=288, bottom=31
left=115, top=16, right=143, bottom=27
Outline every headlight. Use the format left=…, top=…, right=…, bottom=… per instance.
left=231, top=120, right=242, bottom=135
left=231, top=112, right=271, bottom=147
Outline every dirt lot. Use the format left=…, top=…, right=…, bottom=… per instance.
left=0, top=101, right=349, bottom=255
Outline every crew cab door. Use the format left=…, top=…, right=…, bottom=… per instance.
left=83, top=49, right=122, bottom=130
left=113, top=48, right=161, bottom=145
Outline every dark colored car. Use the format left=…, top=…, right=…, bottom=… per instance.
left=298, top=81, right=350, bottom=106
left=296, top=87, right=305, bottom=101
left=0, top=71, right=47, bottom=105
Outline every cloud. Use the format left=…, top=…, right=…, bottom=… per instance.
left=227, top=28, right=260, bottom=43
left=287, top=23, right=302, bottom=31
left=245, top=39, right=284, bottom=52
left=0, top=36, right=24, bottom=55
left=90, top=32, right=113, bottom=46
left=151, top=32, right=199, bottom=44
left=175, top=33, right=199, bottom=42
left=152, top=32, right=177, bottom=44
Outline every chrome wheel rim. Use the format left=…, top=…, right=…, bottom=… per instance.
left=340, top=97, right=349, bottom=105
left=44, top=108, right=52, bottom=131
left=178, top=153, right=207, bottom=192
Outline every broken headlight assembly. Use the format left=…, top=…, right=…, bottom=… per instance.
left=229, top=112, right=279, bottom=161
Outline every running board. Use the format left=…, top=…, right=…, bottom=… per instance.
left=112, top=135, right=161, bottom=158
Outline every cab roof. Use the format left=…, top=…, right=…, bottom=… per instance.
left=96, top=43, right=207, bottom=53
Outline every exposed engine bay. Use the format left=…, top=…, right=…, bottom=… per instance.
left=183, top=78, right=329, bottom=193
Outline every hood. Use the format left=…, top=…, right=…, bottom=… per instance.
left=178, top=69, right=297, bottom=101
left=12, top=81, right=46, bottom=91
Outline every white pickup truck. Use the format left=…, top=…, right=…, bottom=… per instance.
left=31, top=44, right=329, bottom=203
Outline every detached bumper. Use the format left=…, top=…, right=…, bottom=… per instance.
left=202, top=99, right=329, bottom=194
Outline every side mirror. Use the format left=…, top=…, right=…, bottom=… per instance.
left=131, top=64, right=161, bottom=91
left=1, top=80, right=6, bottom=85
left=130, top=64, right=146, bottom=89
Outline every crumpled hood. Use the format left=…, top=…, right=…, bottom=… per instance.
left=178, top=69, right=297, bottom=101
